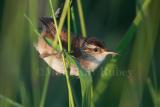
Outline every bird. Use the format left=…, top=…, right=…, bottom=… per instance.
left=34, top=17, right=117, bottom=76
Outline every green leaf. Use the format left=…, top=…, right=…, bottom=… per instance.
left=94, top=0, right=151, bottom=102
left=65, top=53, right=94, bottom=107
left=0, top=95, right=23, bottom=107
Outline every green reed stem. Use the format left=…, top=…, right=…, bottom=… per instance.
left=68, top=5, right=71, bottom=53
left=24, top=14, right=40, bottom=36
left=0, top=95, right=23, bottom=107
left=77, top=0, right=87, bottom=37
left=71, top=7, right=78, bottom=33
left=39, top=68, right=51, bottom=107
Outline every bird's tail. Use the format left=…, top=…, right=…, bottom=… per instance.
left=39, top=17, right=56, bottom=39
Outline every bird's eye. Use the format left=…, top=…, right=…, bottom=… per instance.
left=94, top=48, right=98, bottom=52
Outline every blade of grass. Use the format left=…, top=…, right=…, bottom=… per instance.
left=73, top=1, right=94, bottom=106
left=26, top=1, right=53, bottom=106
left=80, top=73, right=94, bottom=107
left=24, top=14, right=40, bottom=37
left=68, top=3, right=71, bottom=53
left=147, top=78, right=160, bottom=107
left=39, top=68, right=51, bottom=107
left=24, top=15, right=45, bottom=106
left=49, top=0, right=59, bottom=48
left=28, top=0, right=41, bottom=106
left=71, top=7, right=78, bottom=33
left=116, top=0, right=151, bottom=53
left=20, top=80, right=31, bottom=107
left=76, top=0, right=87, bottom=37
left=142, top=23, right=159, bottom=107
left=94, top=58, right=117, bottom=102
left=65, top=53, right=94, bottom=107
left=94, top=0, right=151, bottom=102
left=151, top=56, right=158, bottom=91
left=119, top=0, right=160, bottom=106
left=0, top=0, right=27, bottom=106
left=0, top=95, right=23, bottom=107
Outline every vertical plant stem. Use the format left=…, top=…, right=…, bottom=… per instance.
left=147, top=78, right=159, bottom=107
left=71, top=7, right=78, bottom=33
left=49, top=0, right=58, bottom=28
left=77, top=0, right=87, bottom=37
left=28, top=0, right=41, bottom=106
left=39, top=68, right=51, bottom=107
left=20, top=81, right=31, bottom=107
left=76, top=1, right=94, bottom=106
left=25, top=13, right=52, bottom=107
left=68, top=5, right=71, bottom=53
left=49, top=0, right=59, bottom=47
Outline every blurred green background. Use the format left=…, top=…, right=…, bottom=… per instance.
left=0, top=0, right=160, bottom=107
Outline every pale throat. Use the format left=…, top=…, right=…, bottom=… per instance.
left=79, top=53, right=106, bottom=71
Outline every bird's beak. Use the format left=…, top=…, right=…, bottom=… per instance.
left=104, top=51, right=118, bottom=56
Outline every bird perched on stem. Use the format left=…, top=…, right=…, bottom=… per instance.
left=34, top=17, right=117, bottom=76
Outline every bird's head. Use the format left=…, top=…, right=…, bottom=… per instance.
left=82, top=38, right=117, bottom=62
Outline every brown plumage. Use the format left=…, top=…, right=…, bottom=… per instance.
left=35, top=17, right=117, bottom=76
left=39, top=17, right=107, bottom=57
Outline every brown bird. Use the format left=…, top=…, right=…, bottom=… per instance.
left=34, top=17, right=117, bottom=76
